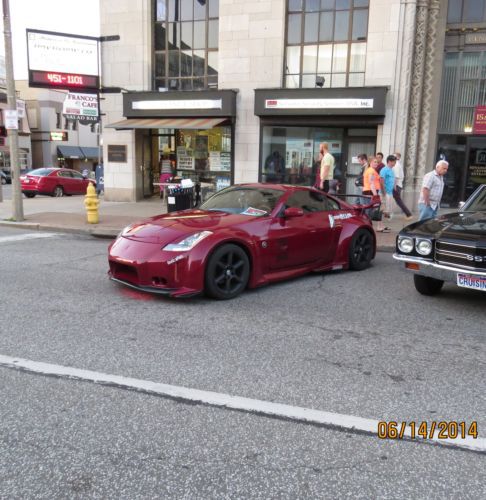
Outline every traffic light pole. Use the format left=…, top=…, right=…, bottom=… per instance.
left=2, top=0, right=24, bottom=220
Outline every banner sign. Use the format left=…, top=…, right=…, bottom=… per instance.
left=473, top=106, right=486, bottom=134
left=63, top=92, right=99, bottom=122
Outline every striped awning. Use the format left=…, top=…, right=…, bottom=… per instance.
left=106, top=117, right=228, bottom=130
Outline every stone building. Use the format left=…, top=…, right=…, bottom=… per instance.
left=99, top=0, right=485, bottom=208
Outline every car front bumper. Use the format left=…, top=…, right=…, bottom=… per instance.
left=393, top=253, right=486, bottom=282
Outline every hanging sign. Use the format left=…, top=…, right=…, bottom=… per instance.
left=473, top=106, right=486, bottom=134
left=4, top=110, right=19, bottom=129
left=63, top=92, right=99, bottom=122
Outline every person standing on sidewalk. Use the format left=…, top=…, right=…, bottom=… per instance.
left=418, top=160, right=449, bottom=221
left=379, top=155, right=396, bottom=232
left=392, top=152, right=412, bottom=219
left=319, top=142, right=335, bottom=193
left=363, top=156, right=386, bottom=232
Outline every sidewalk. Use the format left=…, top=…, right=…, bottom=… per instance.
left=0, top=194, right=411, bottom=251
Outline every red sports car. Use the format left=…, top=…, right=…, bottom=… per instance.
left=108, top=184, right=378, bottom=299
left=20, top=167, right=96, bottom=198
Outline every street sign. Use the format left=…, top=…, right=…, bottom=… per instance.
left=62, top=92, right=99, bottom=122
left=4, top=110, right=18, bottom=129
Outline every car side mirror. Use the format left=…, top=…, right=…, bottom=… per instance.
left=283, top=207, right=304, bottom=218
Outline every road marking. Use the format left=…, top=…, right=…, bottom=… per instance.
left=0, top=232, right=59, bottom=244
left=0, top=353, right=484, bottom=454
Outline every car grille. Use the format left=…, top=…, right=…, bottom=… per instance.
left=109, top=261, right=139, bottom=284
left=435, top=240, right=486, bottom=270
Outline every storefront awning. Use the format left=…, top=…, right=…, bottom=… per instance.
left=106, top=117, right=228, bottom=130
left=57, top=145, right=84, bottom=159
left=80, top=146, right=100, bottom=159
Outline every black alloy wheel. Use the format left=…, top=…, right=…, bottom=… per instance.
left=413, top=274, right=444, bottom=296
left=205, top=243, right=250, bottom=299
left=349, top=228, right=373, bottom=270
left=53, top=185, right=64, bottom=197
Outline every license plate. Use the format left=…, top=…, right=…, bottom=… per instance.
left=457, top=273, right=486, bottom=291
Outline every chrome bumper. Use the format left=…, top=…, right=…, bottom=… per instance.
left=392, top=254, right=486, bottom=282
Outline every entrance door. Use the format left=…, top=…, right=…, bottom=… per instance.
left=345, top=141, right=375, bottom=195
left=141, top=134, right=153, bottom=198
left=465, top=137, right=486, bottom=200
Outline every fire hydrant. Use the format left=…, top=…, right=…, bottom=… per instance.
left=84, top=182, right=100, bottom=224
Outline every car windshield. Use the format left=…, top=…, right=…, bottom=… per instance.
left=200, top=186, right=284, bottom=215
left=462, top=185, right=486, bottom=212
left=27, top=168, right=55, bottom=177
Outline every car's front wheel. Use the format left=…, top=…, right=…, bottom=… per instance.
left=53, top=185, right=64, bottom=197
left=24, top=192, right=36, bottom=198
left=413, top=274, right=444, bottom=295
left=349, top=228, right=374, bottom=270
left=205, top=243, right=250, bottom=300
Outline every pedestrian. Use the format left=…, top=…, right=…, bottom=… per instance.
left=392, top=152, right=413, bottom=219
left=363, top=156, right=386, bottom=232
left=319, top=142, right=335, bottom=193
left=375, top=152, right=385, bottom=174
left=418, top=160, right=449, bottom=221
left=356, top=153, right=368, bottom=189
left=379, top=155, right=396, bottom=231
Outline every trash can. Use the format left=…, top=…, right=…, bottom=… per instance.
left=167, top=186, right=194, bottom=213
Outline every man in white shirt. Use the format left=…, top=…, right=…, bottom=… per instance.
left=418, top=160, right=449, bottom=221
left=392, top=152, right=412, bottom=218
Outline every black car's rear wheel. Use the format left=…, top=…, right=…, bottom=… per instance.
left=205, top=244, right=250, bottom=300
left=53, top=185, right=64, bottom=197
left=349, top=229, right=373, bottom=270
left=413, top=274, right=444, bottom=295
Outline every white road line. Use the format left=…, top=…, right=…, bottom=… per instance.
left=0, top=354, right=484, bottom=454
left=0, top=233, right=59, bottom=243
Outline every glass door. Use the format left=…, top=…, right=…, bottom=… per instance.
left=465, top=137, right=486, bottom=200
left=345, top=141, right=375, bottom=195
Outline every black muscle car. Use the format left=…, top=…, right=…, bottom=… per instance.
left=393, top=184, right=486, bottom=295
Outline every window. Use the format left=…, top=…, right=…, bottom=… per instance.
left=284, top=0, right=369, bottom=88
left=447, top=0, right=486, bottom=24
left=438, top=51, right=486, bottom=133
left=286, top=190, right=339, bottom=212
left=153, top=0, right=219, bottom=90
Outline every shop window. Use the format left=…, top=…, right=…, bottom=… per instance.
left=153, top=0, right=218, bottom=90
left=260, top=126, right=344, bottom=187
left=284, top=0, right=368, bottom=88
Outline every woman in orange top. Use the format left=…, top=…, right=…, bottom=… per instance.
left=362, top=156, right=381, bottom=196
left=362, top=156, right=386, bottom=232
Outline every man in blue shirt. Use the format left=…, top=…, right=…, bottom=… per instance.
left=379, top=155, right=396, bottom=231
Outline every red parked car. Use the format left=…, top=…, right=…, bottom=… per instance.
left=20, top=167, right=96, bottom=198
left=108, top=184, right=378, bottom=299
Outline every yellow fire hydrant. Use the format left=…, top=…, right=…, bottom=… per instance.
left=84, top=182, right=100, bottom=224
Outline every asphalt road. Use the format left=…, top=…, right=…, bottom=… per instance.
left=0, top=227, right=484, bottom=498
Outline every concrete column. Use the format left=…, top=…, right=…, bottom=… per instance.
left=390, top=0, right=417, bottom=157
left=404, top=0, right=429, bottom=191
left=416, top=0, right=441, bottom=183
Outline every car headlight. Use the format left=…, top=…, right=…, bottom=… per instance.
left=163, top=231, right=213, bottom=251
left=398, top=236, right=414, bottom=253
left=416, top=239, right=433, bottom=256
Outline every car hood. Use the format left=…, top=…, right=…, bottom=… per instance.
left=120, top=209, right=266, bottom=245
left=402, top=211, right=486, bottom=241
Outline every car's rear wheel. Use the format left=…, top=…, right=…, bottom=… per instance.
left=349, top=228, right=373, bottom=270
left=53, top=185, right=64, bottom=197
left=205, top=243, right=250, bottom=300
left=413, top=274, right=444, bottom=295
left=24, top=192, right=36, bottom=198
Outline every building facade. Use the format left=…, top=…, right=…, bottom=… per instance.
left=100, top=0, right=455, bottom=207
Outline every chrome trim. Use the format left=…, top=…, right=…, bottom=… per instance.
left=436, top=240, right=480, bottom=249
left=393, top=253, right=486, bottom=282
